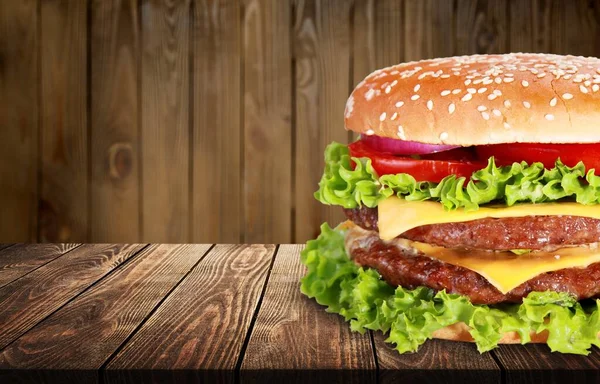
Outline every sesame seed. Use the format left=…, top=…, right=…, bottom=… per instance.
left=391, top=80, right=398, bottom=86
left=495, top=77, right=502, bottom=84
left=397, top=126, right=406, bottom=140
left=391, top=112, right=398, bottom=120
left=441, top=74, right=450, bottom=79
left=477, top=105, right=487, bottom=111
left=550, top=97, right=557, bottom=107
left=379, top=112, right=387, bottom=121
left=440, top=132, right=449, bottom=140
left=523, top=101, right=531, bottom=108
left=585, top=80, right=592, bottom=87
left=452, top=89, right=461, bottom=94
left=453, top=71, right=460, bottom=76
left=411, top=94, right=420, bottom=100
left=505, top=73, right=514, bottom=77
left=462, top=93, right=473, bottom=101
left=521, top=80, right=529, bottom=87
left=441, top=90, right=451, bottom=96
left=580, top=85, right=589, bottom=94
left=448, top=103, right=456, bottom=114
left=562, top=93, right=573, bottom=100
left=574, top=77, right=583, bottom=83
left=483, top=78, right=493, bottom=85
left=467, top=88, right=476, bottom=94
left=464, top=79, right=472, bottom=86
left=385, top=86, right=391, bottom=94
left=503, top=122, right=511, bottom=129
left=493, top=109, right=501, bottom=117
left=365, top=89, right=375, bottom=100
left=414, top=84, right=421, bottom=92
left=594, top=84, right=600, bottom=92
left=488, top=94, right=497, bottom=100
left=395, top=101, right=405, bottom=108
left=504, top=100, right=511, bottom=108
left=478, top=88, right=487, bottom=93
left=545, top=114, right=555, bottom=121
left=427, top=100, right=434, bottom=110
left=366, top=129, right=375, bottom=135
left=481, top=112, right=490, bottom=120
left=493, top=90, right=502, bottom=96
left=503, top=77, right=514, bottom=83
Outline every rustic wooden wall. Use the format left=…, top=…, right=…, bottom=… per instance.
left=1, top=0, right=600, bottom=244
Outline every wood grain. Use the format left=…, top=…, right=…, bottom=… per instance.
left=243, top=0, right=292, bottom=243
left=240, top=244, right=376, bottom=383
left=455, top=0, right=508, bottom=55
left=403, top=0, right=454, bottom=61
left=374, top=0, right=405, bottom=68
left=550, top=0, right=600, bottom=57
left=0, top=243, right=80, bottom=287
left=294, top=0, right=353, bottom=243
left=494, top=344, right=600, bottom=383
left=39, top=0, right=88, bottom=243
left=375, top=334, right=501, bottom=384
left=193, top=0, right=242, bottom=243
left=0, top=244, right=146, bottom=350
left=105, top=244, right=275, bottom=383
left=141, top=0, right=191, bottom=243
left=0, top=244, right=211, bottom=370
left=0, top=244, right=14, bottom=252
left=90, top=0, right=141, bottom=242
left=0, top=0, right=38, bottom=242
left=508, top=0, right=552, bottom=53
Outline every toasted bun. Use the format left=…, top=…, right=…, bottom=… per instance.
left=344, top=53, right=600, bottom=145
left=432, top=322, right=549, bottom=344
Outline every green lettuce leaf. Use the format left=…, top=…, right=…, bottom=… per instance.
left=315, top=142, right=600, bottom=210
left=300, top=223, right=600, bottom=354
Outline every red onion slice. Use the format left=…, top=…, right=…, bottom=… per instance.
left=361, top=134, right=460, bottom=155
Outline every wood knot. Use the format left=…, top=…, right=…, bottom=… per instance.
left=108, top=142, right=133, bottom=180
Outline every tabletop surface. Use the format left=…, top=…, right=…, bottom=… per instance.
left=0, top=243, right=599, bottom=383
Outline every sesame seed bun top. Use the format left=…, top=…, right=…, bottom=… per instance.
left=344, top=53, right=600, bottom=145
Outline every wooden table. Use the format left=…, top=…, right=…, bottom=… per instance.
left=0, top=243, right=599, bottom=383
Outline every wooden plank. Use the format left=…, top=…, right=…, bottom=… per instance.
left=193, top=0, right=242, bottom=243
left=90, top=0, right=140, bottom=243
left=104, top=244, right=275, bottom=383
left=403, top=0, right=454, bottom=61
left=455, top=0, right=508, bottom=55
left=240, top=244, right=376, bottom=383
left=243, top=0, right=292, bottom=243
left=508, top=0, right=552, bottom=53
left=494, top=344, right=600, bottom=383
left=294, top=0, right=353, bottom=243
left=550, top=0, right=600, bottom=57
left=0, top=244, right=146, bottom=350
left=0, top=244, right=14, bottom=252
left=0, top=243, right=79, bottom=287
left=375, top=334, right=501, bottom=384
left=39, top=0, right=88, bottom=243
left=141, top=0, right=190, bottom=243
left=374, top=0, right=405, bottom=68
left=0, top=244, right=211, bottom=372
left=0, top=0, right=38, bottom=242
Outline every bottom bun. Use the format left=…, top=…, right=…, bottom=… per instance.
left=432, top=322, right=549, bottom=344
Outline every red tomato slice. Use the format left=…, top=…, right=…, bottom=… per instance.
left=475, top=143, right=600, bottom=173
left=348, top=140, right=486, bottom=183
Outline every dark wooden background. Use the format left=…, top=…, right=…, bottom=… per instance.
left=1, top=0, right=600, bottom=244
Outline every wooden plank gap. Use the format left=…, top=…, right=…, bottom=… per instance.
left=0, top=243, right=149, bottom=351
left=233, top=244, right=279, bottom=379
left=0, top=244, right=81, bottom=289
left=489, top=349, right=506, bottom=384
left=98, top=243, right=216, bottom=374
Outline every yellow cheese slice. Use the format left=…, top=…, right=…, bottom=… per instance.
left=379, top=196, right=600, bottom=241
left=396, top=239, right=600, bottom=294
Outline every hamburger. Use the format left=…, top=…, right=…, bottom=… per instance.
left=300, top=53, right=600, bottom=355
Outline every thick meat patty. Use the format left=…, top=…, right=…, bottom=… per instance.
left=344, top=207, right=600, bottom=250
left=345, top=225, right=600, bottom=304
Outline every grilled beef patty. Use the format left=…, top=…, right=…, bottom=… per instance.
left=345, top=225, right=600, bottom=304
left=344, top=207, right=600, bottom=250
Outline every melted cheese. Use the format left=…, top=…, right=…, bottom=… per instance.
left=394, top=239, right=600, bottom=294
left=379, top=196, right=600, bottom=241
